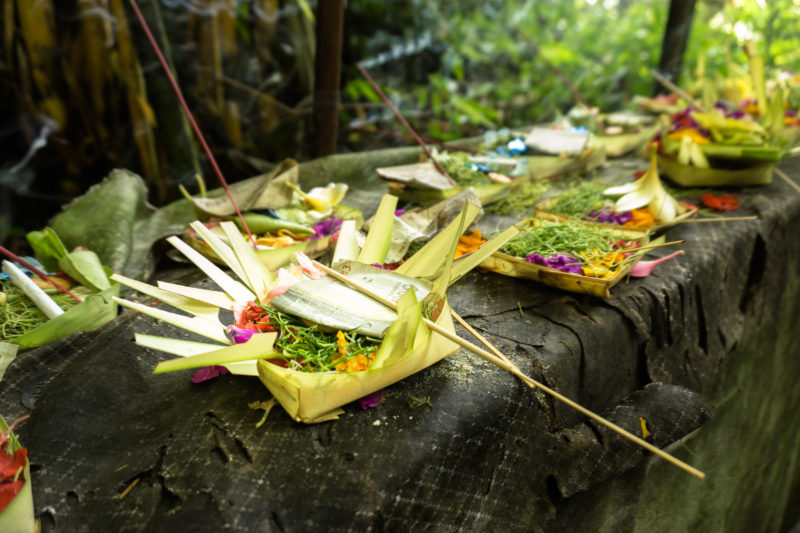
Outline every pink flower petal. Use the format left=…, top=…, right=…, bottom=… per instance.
left=295, top=252, right=325, bottom=279
left=359, top=389, right=384, bottom=409
left=191, top=366, right=230, bottom=384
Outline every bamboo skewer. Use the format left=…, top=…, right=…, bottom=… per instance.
left=451, top=311, right=511, bottom=362
left=674, top=216, right=758, bottom=224
left=624, top=240, right=684, bottom=253
left=773, top=167, right=800, bottom=194
left=356, top=64, right=457, bottom=187
left=311, top=260, right=705, bottom=480
left=650, top=69, right=704, bottom=110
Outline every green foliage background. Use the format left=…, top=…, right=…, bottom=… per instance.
left=1, top=0, right=799, bottom=242
left=341, top=0, right=800, bottom=144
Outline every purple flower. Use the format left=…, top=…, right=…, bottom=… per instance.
left=525, top=253, right=583, bottom=274
left=786, top=110, right=798, bottom=118
left=192, top=366, right=230, bottom=383
left=394, top=209, right=406, bottom=216
left=228, top=325, right=257, bottom=344
left=310, top=217, right=343, bottom=239
left=359, top=389, right=384, bottom=409
left=587, top=207, right=632, bottom=225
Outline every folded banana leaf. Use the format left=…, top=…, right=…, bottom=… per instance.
left=7, top=285, right=120, bottom=350
left=377, top=161, right=513, bottom=206
left=186, top=159, right=299, bottom=216
left=2, top=228, right=119, bottom=351
left=658, top=155, right=773, bottom=187
left=112, top=195, right=519, bottom=423
left=594, top=125, right=659, bottom=158
left=376, top=147, right=606, bottom=207
left=526, top=146, right=606, bottom=179
left=777, top=127, right=800, bottom=147
left=662, top=137, right=786, bottom=162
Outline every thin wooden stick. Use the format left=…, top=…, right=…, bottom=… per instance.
left=118, top=477, right=140, bottom=500
left=356, top=64, right=457, bottom=187
left=128, top=0, right=256, bottom=246
left=650, top=69, right=704, bottom=110
left=624, top=240, right=684, bottom=253
left=674, top=216, right=758, bottom=224
left=451, top=311, right=515, bottom=366
left=0, top=245, right=82, bottom=302
left=312, top=260, right=705, bottom=480
left=773, top=167, right=800, bottom=194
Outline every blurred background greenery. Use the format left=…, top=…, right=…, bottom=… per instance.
left=1, top=0, right=798, bottom=244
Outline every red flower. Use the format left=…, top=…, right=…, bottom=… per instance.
left=0, top=447, right=27, bottom=512
left=701, top=193, right=740, bottom=211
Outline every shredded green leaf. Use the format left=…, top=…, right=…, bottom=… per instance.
left=499, top=219, right=628, bottom=259
left=0, top=281, right=81, bottom=341
left=249, top=304, right=382, bottom=373
left=486, top=180, right=551, bottom=215
left=438, top=152, right=492, bottom=187
left=545, top=182, right=612, bottom=217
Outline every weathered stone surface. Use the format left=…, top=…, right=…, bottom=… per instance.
left=2, top=157, right=800, bottom=531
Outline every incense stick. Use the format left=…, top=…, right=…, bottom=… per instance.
left=650, top=69, right=703, bottom=110
left=312, top=259, right=705, bottom=479
left=0, top=245, right=82, bottom=302
left=774, top=167, right=800, bottom=194
left=624, top=240, right=684, bottom=253
left=128, top=0, right=256, bottom=246
left=356, top=64, right=457, bottom=187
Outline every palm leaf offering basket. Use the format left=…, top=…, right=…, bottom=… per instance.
left=179, top=159, right=362, bottom=272
left=375, top=142, right=606, bottom=207
left=534, top=195, right=696, bottom=232
left=112, top=195, right=518, bottom=423
left=1, top=228, right=119, bottom=358
left=479, top=217, right=652, bottom=299
left=657, top=154, right=774, bottom=187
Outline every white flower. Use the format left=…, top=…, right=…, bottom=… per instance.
left=305, top=183, right=349, bottom=217
left=604, top=149, right=681, bottom=222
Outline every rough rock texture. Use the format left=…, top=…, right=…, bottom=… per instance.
left=2, top=157, right=800, bottom=532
